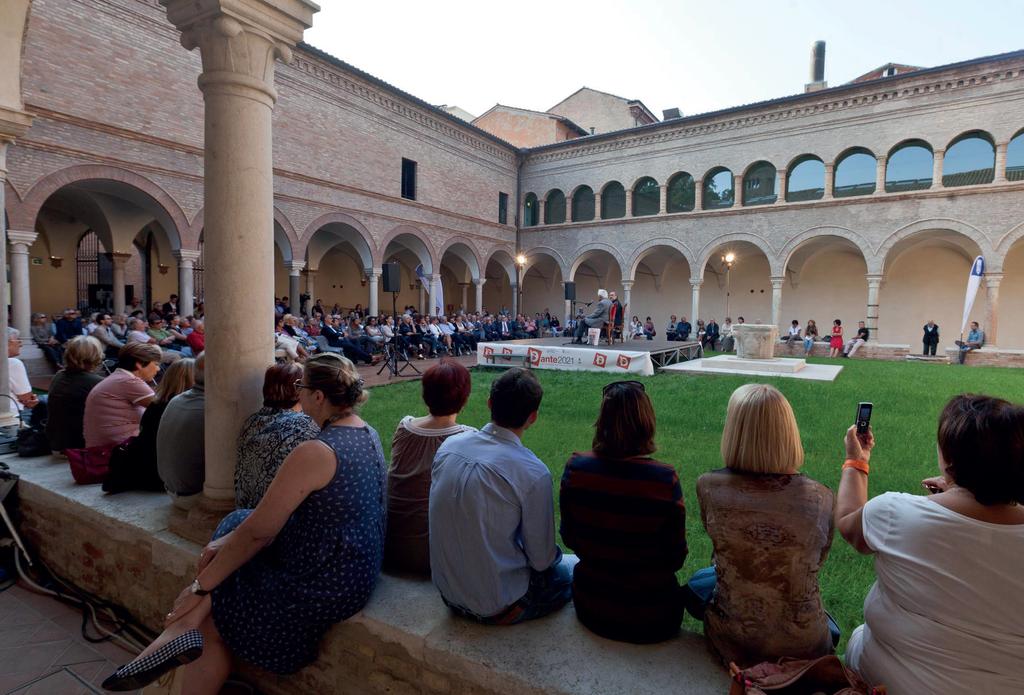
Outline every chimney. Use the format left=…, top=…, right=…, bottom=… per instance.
left=662, top=108, right=682, bottom=120
left=805, top=40, right=828, bottom=93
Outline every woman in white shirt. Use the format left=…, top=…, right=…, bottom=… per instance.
left=836, top=394, right=1024, bottom=694
left=629, top=315, right=644, bottom=339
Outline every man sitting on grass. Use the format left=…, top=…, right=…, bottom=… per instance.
left=429, top=368, right=574, bottom=624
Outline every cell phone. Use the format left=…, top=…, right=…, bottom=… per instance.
left=856, top=402, right=873, bottom=435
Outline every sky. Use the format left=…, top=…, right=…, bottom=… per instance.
left=305, top=0, right=1024, bottom=121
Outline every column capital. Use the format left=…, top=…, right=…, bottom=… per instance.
left=286, top=260, right=305, bottom=275
left=365, top=266, right=381, bottom=279
left=865, top=273, right=884, bottom=286
left=109, top=252, right=133, bottom=268
left=174, top=248, right=202, bottom=263
left=769, top=276, right=785, bottom=289
left=984, top=272, right=1004, bottom=288
left=689, top=278, right=703, bottom=289
left=620, top=280, right=634, bottom=290
left=6, top=230, right=38, bottom=248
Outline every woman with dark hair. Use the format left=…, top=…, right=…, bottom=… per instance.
left=559, top=380, right=687, bottom=643
left=104, top=353, right=387, bottom=692
left=385, top=359, right=474, bottom=575
left=234, top=363, right=321, bottom=508
left=838, top=394, right=1024, bottom=694
left=82, top=342, right=161, bottom=448
left=829, top=318, right=843, bottom=358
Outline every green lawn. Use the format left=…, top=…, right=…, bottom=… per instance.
left=361, top=358, right=1023, bottom=651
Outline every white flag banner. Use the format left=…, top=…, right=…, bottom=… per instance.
left=434, top=275, right=444, bottom=316
left=960, top=255, right=985, bottom=337
left=415, top=264, right=444, bottom=316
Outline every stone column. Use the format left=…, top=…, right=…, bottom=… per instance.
left=563, top=296, right=572, bottom=324
left=774, top=169, right=787, bottom=205
left=621, top=280, right=633, bottom=316
left=733, top=174, right=743, bottom=206
left=474, top=277, right=485, bottom=312
left=110, top=252, right=132, bottom=316
left=538, top=199, right=546, bottom=225
left=7, top=230, right=37, bottom=336
left=994, top=142, right=1008, bottom=183
left=865, top=274, right=883, bottom=342
left=162, top=0, right=317, bottom=542
left=367, top=267, right=380, bottom=317
left=305, top=268, right=317, bottom=304
left=875, top=155, right=887, bottom=194
left=174, top=249, right=201, bottom=315
left=770, top=276, right=785, bottom=328
left=460, top=283, right=468, bottom=312
left=287, top=261, right=305, bottom=315
left=510, top=283, right=519, bottom=316
left=690, top=279, right=702, bottom=326
left=427, top=274, right=441, bottom=316
left=822, top=163, right=835, bottom=200
left=624, top=188, right=633, bottom=217
left=931, top=149, right=945, bottom=189
left=984, top=273, right=1002, bottom=347
left=418, top=284, right=425, bottom=314
left=658, top=185, right=667, bottom=214
left=593, top=192, right=602, bottom=219
left=695, top=179, right=704, bottom=210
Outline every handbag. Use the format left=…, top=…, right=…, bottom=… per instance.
left=728, top=657, right=885, bottom=695
left=66, top=441, right=123, bottom=485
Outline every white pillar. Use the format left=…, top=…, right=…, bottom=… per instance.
left=511, top=283, right=519, bottom=316
left=7, top=230, right=37, bottom=336
left=984, top=273, right=1002, bottom=347
left=866, top=274, right=883, bottom=342
left=822, top=163, right=834, bottom=200
left=658, top=185, right=667, bottom=214
left=418, top=283, right=425, bottom=314
left=367, top=267, right=380, bottom=317
left=621, top=280, right=633, bottom=318
left=774, top=169, right=787, bottom=205
left=305, top=268, right=317, bottom=306
left=875, top=155, right=887, bottom=194
left=474, top=278, right=485, bottom=313
left=690, top=279, right=702, bottom=326
left=931, top=149, right=945, bottom=189
left=994, top=142, right=1008, bottom=183
left=594, top=192, right=602, bottom=219
left=428, top=274, right=441, bottom=315
left=770, top=276, right=785, bottom=329
left=175, top=249, right=201, bottom=316
left=460, top=283, right=468, bottom=312
left=162, top=0, right=317, bottom=541
left=110, top=252, right=131, bottom=316
left=733, top=174, right=742, bottom=206
left=285, top=261, right=304, bottom=315
left=624, top=188, right=633, bottom=217
left=695, top=179, right=704, bottom=210
left=538, top=199, right=546, bottom=225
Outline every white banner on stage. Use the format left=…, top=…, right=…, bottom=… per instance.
left=477, top=342, right=655, bottom=376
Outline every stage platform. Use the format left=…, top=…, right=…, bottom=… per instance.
left=477, top=337, right=702, bottom=376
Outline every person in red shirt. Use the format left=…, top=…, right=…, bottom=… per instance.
left=186, top=319, right=205, bottom=354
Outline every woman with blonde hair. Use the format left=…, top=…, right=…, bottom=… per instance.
left=46, top=335, right=105, bottom=452
left=686, top=383, right=836, bottom=668
left=104, top=353, right=387, bottom=692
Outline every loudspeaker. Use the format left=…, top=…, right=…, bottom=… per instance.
left=382, top=263, right=402, bottom=293
left=564, top=281, right=576, bottom=301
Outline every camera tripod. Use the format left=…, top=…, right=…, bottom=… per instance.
left=378, top=292, right=420, bottom=378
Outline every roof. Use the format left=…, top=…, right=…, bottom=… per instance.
left=472, top=104, right=589, bottom=136
left=848, top=62, right=924, bottom=84
left=526, top=48, right=1024, bottom=154
left=547, top=86, right=658, bottom=122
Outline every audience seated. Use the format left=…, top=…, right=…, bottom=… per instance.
left=45, top=336, right=104, bottom=453
left=688, top=383, right=836, bottom=668
left=92, top=313, right=125, bottom=359
left=127, top=317, right=181, bottom=364
left=104, top=358, right=195, bottom=494
left=385, top=360, right=474, bottom=576
left=31, top=313, right=63, bottom=368
left=156, top=352, right=206, bottom=509
left=103, top=352, right=386, bottom=692
left=7, top=328, right=41, bottom=425
left=837, top=394, right=1024, bottom=694
left=83, top=343, right=160, bottom=448
left=560, top=380, right=686, bottom=643
left=235, top=362, right=320, bottom=508
left=54, top=308, right=83, bottom=345
left=429, top=368, right=573, bottom=624
left=186, top=319, right=205, bottom=354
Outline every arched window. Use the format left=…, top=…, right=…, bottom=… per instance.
left=632, top=177, right=660, bottom=216
left=886, top=140, right=933, bottom=192
left=834, top=148, right=876, bottom=197
left=544, top=189, right=566, bottom=224
left=943, top=132, right=995, bottom=187
left=1008, top=130, right=1024, bottom=181
left=702, top=167, right=734, bottom=209
left=666, top=172, right=695, bottom=213
left=742, top=161, right=777, bottom=206
left=786, top=156, right=825, bottom=202
left=524, top=193, right=539, bottom=227
left=601, top=181, right=626, bottom=219
left=571, top=186, right=595, bottom=222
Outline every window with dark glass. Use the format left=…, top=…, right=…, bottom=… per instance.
left=1008, top=130, right=1024, bottom=182
left=544, top=189, right=566, bottom=224
left=786, top=156, right=825, bottom=201
left=943, top=132, right=995, bottom=187
left=834, top=149, right=876, bottom=197
left=601, top=181, right=626, bottom=218
left=572, top=186, right=595, bottom=222
left=524, top=193, right=539, bottom=226
left=498, top=192, right=508, bottom=224
left=742, top=162, right=777, bottom=206
left=401, top=158, right=417, bottom=200
left=702, top=168, right=734, bottom=209
left=666, top=172, right=695, bottom=212
left=885, top=141, right=933, bottom=192
left=632, top=177, right=660, bottom=216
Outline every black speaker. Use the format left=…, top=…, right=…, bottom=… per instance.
left=382, top=263, right=402, bottom=293
left=564, top=281, right=576, bottom=301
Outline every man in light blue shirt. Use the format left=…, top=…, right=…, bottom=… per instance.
left=955, top=321, right=985, bottom=364
left=429, top=368, right=574, bottom=624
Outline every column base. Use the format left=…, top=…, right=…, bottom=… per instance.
left=169, top=494, right=236, bottom=545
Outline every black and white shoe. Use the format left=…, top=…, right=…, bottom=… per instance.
left=102, top=628, right=204, bottom=691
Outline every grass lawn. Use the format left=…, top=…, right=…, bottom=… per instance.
left=360, top=358, right=1023, bottom=652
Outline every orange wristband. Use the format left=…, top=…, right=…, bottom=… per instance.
left=843, top=459, right=870, bottom=475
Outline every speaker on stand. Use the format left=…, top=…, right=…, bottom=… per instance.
left=378, top=262, right=420, bottom=378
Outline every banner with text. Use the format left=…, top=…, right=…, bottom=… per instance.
left=477, top=342, right=655, bottom=376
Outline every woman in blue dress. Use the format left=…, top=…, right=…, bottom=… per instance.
left=103, top=353, right=386, bottom=692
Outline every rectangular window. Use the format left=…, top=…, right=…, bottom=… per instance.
left=401, top=158, right=417, bottom=200
left=498, top=192, right=508, bottom=224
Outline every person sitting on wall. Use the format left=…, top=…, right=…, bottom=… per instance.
left=955, top=321, right=984, bottom=364
left=430, top=368, right=574, bottom=624
left=91, top=313, right=125, bottom=360
left=7, top=328, right=44, bottom=428
left=803, top=319, right=819, bottom=355
left=157, top=352, right=207, bottom=510
left=128, top=317, right=181, bottom=365
left=31, top=313, right=64, bottom=368
left=573, top=290, right=612, bottom=344
left=46, top=336, right=105, bottom=453
left=784, top=320, right=802, bottom=351
left=704, top=318, right=720, bottom=350
left=54, top=308, right=84, bottom=345
left=843, top=321, right=870, bottom=358
left=719, top=318, right=734, bottom=352
left=187, top=319, right=206, bottom=354
left=673, top=316, right=692, bottom=342
left=665, top=314, right=679, bottom=341
left=643, top=316, right=656, bottom=340
left=922, top=320, right=940, bottom=356
left=83, top=342, right=160, bottom=448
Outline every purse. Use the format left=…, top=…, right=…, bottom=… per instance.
left=66, top=441, right=123, bottom=485
left=728, top=657, right=885, bottom=695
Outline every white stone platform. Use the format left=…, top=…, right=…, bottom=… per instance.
left=663, top=355, right=843, bottom=381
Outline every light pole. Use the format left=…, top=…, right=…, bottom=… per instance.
left=515, top=253, right=527, bottom=317
left=722, top=252, right=736, bottom=318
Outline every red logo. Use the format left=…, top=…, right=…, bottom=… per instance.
left=528, top=348, right=542, bottom=366
left=593, top=352, right=607, bottom=368
left=616, top=354, right=632, bottom=370
left=483, top=346, right=494, bottom=358
left=501, top=347, right=513, bottom=356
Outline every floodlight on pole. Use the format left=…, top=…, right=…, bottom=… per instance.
left=515, top=253, right=527, bottom=315
left=721, top=251, right=737, bottom=318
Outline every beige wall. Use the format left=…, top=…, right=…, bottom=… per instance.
left=781, top=249, right=868, bottom=333
left=998, top=243, right=1023, bottom=348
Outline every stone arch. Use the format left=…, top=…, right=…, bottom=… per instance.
left=874, top=218, right=994, bottom=275
left=484, top=247, right=517, bottom=285
left=996, top=220, right=1024, bottom=260
left=302, top=211, right=375, bottom=270
left=192, top=205, right=299, bottom=264
left=779, top=226, right=871, bottom=274
left=696, top=233, right=778, bottom=279
left=626, top=238, right=695, bottom=281
left=521, top=245, right=569, bottom=279
left=17, top=164, right=190, bottom=250
left=568, top=243, right=627, bottom=283
left=568, top=183, right=595, bottom=200
left=378, top=225, right=436, bottom=273
left=438, top=237, right=483, bottom=281
left=628, top=174, right=658, bottom=192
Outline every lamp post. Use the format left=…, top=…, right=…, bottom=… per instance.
left=515, top=253, right=527, bottom=316
left=722, top=252, right=736, bottom=318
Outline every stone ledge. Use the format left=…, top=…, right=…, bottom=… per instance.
left=1, top=454, right=725, bottom=695
left=774, top=341, right=911, bottom=361
left=943, top=347, right=1024, bottom=368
